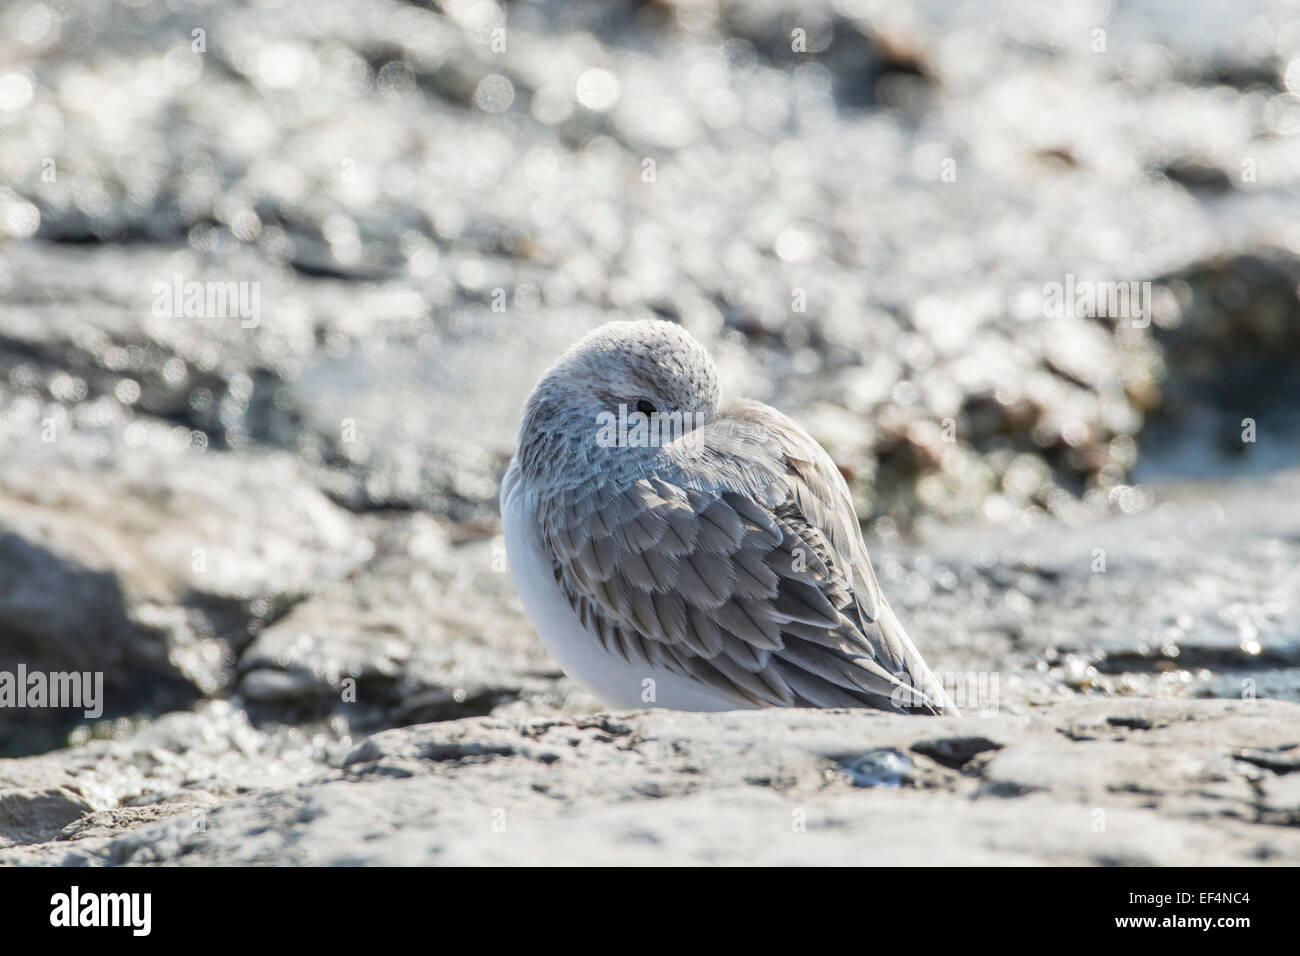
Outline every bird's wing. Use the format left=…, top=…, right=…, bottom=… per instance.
left=535, top=399, right=957, bottom=714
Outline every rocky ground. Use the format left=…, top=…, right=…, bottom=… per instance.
left=2, top=0, right=1300, bottom=864
left=3, top=698, right=1298, bottom=866
left=2, top=463, right=1298, bottom=865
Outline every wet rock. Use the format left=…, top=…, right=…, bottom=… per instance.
left=839, top=748, right=915, bottom=788
left=0, top=699, right=337, bottom=852
left=1138, top=251, right=1300, bottom=482
left=6, top=0, right=1299, bottom=529
left=0, top=448, right=371, bottom=753
left=887, top=465, right=1300, bottom=710
left=234, top=513, right=572, bottom=731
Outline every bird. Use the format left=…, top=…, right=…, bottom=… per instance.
left=500, top=319, right=957, bottom=715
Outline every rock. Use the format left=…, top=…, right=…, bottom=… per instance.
left=5, top=1, right=1300, bottom=528
left=0, top=699, right=338, bottom=853
left=0, top=449, right=371, bottom=753
left=234, top=513, right=577, bottom=729
left=1, top=699, right=1297, bottom=865
left=1258, top=774, right=1300, bottom=826
left=0, top=788, right=94, bottom=847
left=886, top=465, right=1300, bottom=709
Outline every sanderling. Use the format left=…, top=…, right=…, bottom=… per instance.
left=500, top=319, right=957, bottom=714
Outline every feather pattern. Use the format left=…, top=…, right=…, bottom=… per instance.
left=533, top=398, right=957, bottom=715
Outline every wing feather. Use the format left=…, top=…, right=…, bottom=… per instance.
left=534, top=399, right=957, bottom=715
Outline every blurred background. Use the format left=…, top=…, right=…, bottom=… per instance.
left=2, top=0, right=1299, bottom=759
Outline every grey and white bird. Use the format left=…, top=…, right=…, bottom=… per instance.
left=500, top=319, right=956, bottom=715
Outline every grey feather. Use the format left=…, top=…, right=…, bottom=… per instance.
left=535, top=397, right=957, bottom=715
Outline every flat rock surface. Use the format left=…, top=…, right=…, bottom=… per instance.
left=2, top=698, right=1297, bottom=866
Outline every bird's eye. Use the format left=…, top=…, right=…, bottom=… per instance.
left=636, top=399, right=657, bottom=416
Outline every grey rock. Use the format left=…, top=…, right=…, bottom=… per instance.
left=233, top=513, right=582, bottom=728
left=0, top=699, right=340, bottom=853
left=0, top=450, right=371, bottom=752
left=888, top=465, right=1300, bottom=709
left=2, top=699, right=1297, bottom=865
left=5, top=0, right=1300, bottom=528
left=0, top=788, right=94, bottom=847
